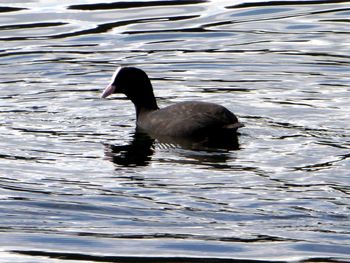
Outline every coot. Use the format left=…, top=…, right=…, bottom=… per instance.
left=101, top=67, right=243, bottom=138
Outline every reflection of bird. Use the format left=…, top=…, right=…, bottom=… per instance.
left=104, top=131, right=237, bottom=168
left=103, top=132, right=154, bottom=167
left=101, top=67, right=243, bottom=142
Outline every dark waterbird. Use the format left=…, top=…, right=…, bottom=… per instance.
left=101, top=67, right=243, bottom=148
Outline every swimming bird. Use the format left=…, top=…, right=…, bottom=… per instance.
left=101, top=67, right=243, bottom=139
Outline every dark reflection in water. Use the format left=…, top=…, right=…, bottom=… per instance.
left=104, top=132, right=155, bottom=167
left=12, top=250, right=289, bottom=263
left=0, top=22, right=68, bottom=31
left=104, top=130, right=239, bottom=167
left=230, top=0, right=350, bottom=9
left=68, top=0, right=208, bottom=11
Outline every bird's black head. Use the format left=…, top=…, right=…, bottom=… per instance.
left=101, top=67, right=158, bottom=112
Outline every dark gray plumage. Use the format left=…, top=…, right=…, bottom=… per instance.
left=101, top=67, right=243, bottom=138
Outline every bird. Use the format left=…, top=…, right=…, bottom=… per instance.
left=101, top=67, right=243, bottom=140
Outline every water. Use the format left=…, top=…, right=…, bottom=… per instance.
left=0, top=0, right=349, bottom=262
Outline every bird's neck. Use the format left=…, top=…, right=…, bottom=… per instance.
left=133, top=96, right=159, bottom=120
left=127, top=83, right=159, bottom=120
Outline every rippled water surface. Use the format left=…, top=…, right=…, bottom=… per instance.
left=0, top=0, right=350, bottom=262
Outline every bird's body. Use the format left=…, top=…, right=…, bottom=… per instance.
left=101, top=67, right=243, bottom=139
left=137, top=101, right=242, bottom=138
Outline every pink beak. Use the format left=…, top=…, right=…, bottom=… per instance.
left=101, top=84, right=116, bottom=99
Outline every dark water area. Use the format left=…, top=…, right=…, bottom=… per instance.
left=0, top=0, right=349, bottom=262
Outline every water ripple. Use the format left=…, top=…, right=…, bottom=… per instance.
left=0, top=0, right=350, bottom=262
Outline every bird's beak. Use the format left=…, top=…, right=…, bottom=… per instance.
left=101, top=67, right=122, bottom=99
left=101, top=84, right=116, bottom=99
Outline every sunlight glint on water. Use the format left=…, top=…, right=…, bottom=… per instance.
left=0, top=0, right=349, bottom=262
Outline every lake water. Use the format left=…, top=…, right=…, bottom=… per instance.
left=0, top=0, right=349, bottom=262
